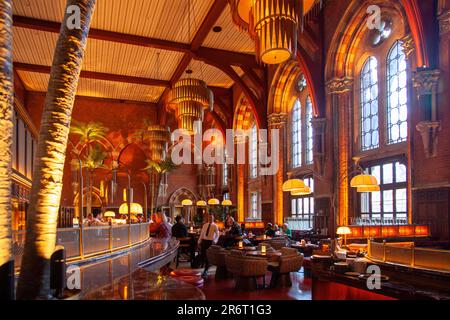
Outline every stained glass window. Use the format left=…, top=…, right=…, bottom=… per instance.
left=387, top=41, right=408, bottom=144
left=360, top=57, right=379, bottom=151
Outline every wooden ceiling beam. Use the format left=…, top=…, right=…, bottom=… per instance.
left=14, top=62, right=172, bottom=88
left=15, top=62, right=229, bottom=97
left=13, top=15, right=257, bottom=68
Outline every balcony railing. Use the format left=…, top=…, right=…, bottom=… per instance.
left=12, top=223, right=150, bottom=271
left=368, top=240, right=450, bottom=272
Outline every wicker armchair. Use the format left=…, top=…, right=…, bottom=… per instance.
left=225, top=255, right=268, bottom=291
left=268, top=251, right=304, bottom=288
left=268, top=239, right=289, bottom=250
left=206, top=245, right=229, bottom=279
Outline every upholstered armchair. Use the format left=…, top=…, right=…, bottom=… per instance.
left=268, top=251, right=304, bottom=288
left=225, top=255, right=268, bottom=291
left=206, top=245, right=229, bottom=279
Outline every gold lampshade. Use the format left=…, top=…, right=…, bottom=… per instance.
left=182, top=199, right=193, bottom=206
left=146, top=125, right=170, bottom=162
left=104, top=211, right=116, bottom=218
left=196, top=200, right=207, bottom=207
left=208, top=198, right=220, bottom=205
left=357, top=185, right=381, bottom=193
left=229, top=0, right=309, bottom=64
left=282, top=179, right=306, bottom=192
left=251, top=0, right=302, bottom=64
left=119, top=203, right=143, bottom=215
left=169, top=78, right=214, bottom=134
left=221, top=199, right=233, bottom=206
left=336, top=226, right=352, bottom=236
left=350, top=174, right=379, bottom=188
left=291, top=186, right=312, bottom=196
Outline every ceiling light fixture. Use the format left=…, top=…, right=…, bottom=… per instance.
left=229, top=0, right=311, bottom=64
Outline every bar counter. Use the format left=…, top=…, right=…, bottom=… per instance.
left=311, top=255, right=450, bottom=300
left=72, top=237, right=204, bottom=300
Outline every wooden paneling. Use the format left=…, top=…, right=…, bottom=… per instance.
left=203, top=9, right=255, bottom=54
left=13, top=0, right=215, bottom=44
left=13, top=27, right=184, bottom=80
left=18, top=71, right=165, bottom=103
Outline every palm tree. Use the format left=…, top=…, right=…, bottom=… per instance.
left=0, top=0, right=14, bottom=300
left=143, top=158, right=178, bottom=213
left=70, top=121, right=108, bottom=215
left=17, top=0, right=97, bottom=300
left=82, top=144, right=107, bottom=212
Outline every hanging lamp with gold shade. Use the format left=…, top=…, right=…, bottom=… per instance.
left=282, top=179, right=306, bottom=192
left=196, top=200, right=207, bottom=207
left=145, top=124, right=171, bottom=162
left=169, top=78, right=214, bottom=135
left=229, top=0, right=318, bottom=64
left=350, top=174, right=379, bottom=189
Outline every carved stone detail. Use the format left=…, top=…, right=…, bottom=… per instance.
left=326, top=77, right=354, bottom=95
left=268, top=113, right=288, bottom=128
left=311, top=118, right=327, bottom=176
left=400, top=34, right=415, bottom=60
left=412, top=69, right=441, bottom=97
left=416, top=121, right=441, bottom=158
left=438, top=10, right=450, bottom=36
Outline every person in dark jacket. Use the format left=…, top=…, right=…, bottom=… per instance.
left=172, top=215, right=188, bottom=239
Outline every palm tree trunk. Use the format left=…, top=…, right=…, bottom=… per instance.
left=17, top=0, right=96, bottom=300
left=0, top=0, right=14, bottom=300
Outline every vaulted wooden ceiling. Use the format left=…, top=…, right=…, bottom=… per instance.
left=13, top=0, right=255, bottom=103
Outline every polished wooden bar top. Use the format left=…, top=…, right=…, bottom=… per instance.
left=81, top=268, right=205, bottom=300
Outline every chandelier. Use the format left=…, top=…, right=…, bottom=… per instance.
left=169, top=78, right=214, bottom=135
left=146, top=124, right=170, bottom=162
left=229, top=0, right=308, bottom=64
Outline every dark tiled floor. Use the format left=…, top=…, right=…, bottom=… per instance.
left=178, top=263, right=312, bottom=300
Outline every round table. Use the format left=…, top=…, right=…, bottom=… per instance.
left=245, top=251, right=282, bottom=262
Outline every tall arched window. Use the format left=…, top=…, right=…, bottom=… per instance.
left=360, top=56, right=379, bottom=151
left=292, top=99, right=302, bottom=167
left=249, top=124, right=258, bottom=179
left=387, top=41, right=408, bottom=144
left=305, top=96, right=314, bottom=165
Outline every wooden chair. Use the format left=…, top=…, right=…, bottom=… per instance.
left=176, top=237, right=193, bottom=268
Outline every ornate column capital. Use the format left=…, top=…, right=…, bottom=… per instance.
left=438, top=10, right=450, bottom=36
left=412, top=69, right=441, bottom=96
left=400, top=34, right=415, bottom=60
left=326, top=77, right=354, bottom=95
left=268, top=113, right=288, bottom=128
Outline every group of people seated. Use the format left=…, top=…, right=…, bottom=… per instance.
left=264, top=223, right=292, bottom=238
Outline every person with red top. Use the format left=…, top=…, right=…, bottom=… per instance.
left=154, top=212, right=172, bottom=239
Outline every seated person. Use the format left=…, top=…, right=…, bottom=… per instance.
left=171, top=215, right=188, bottom=239
left=265, top=223, right=276, bottom=237
left=221, top=216, right=242, bottom=247
left=154, top=212, right=172, bottom=239
left=281, top=223, right=292, bottom=238
left=91, top=210, right=107, bottom=226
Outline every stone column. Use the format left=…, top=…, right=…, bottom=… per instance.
left=326, top=77, right=353, bottom=229
left=268, top=113, right=288, bottom=225
left=234, top=135, right=246, bottom=222
left=412, top=69, right=441, bottom=158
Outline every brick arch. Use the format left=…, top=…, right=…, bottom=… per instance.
left=268, top=60, right=319, bottom=117
left=233, top=94, right=258, bottom=131
left=168, top=187, right=199, bottom=206
left=325, top=0, right=428, bottom=80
